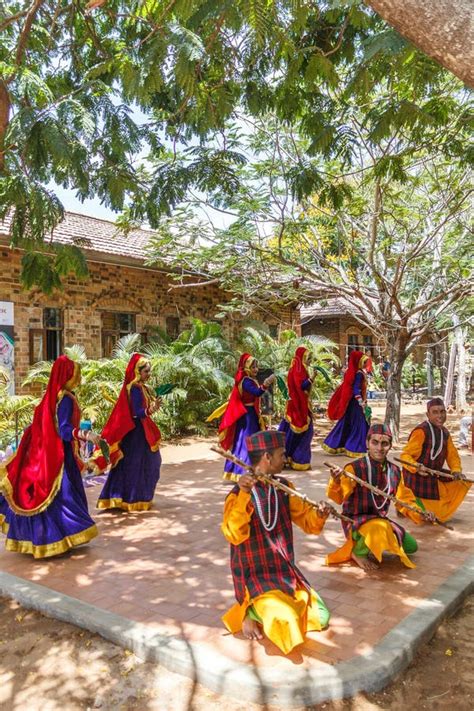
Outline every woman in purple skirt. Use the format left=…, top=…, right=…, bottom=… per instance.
left=0, top=355, right=98, bottom=558
left=322, top=350, right=372, bottom=458
left=279, top=346, right=314, bottom=470
left=210, top=353, right=275, bottom=482
left=95, top=353, right=162, bottom=512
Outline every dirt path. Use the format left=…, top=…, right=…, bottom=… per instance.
left=0, top=594, right=472, bottom=711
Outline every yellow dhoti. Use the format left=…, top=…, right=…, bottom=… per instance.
left=410, top=480, right=472, bottom=523
left=326, top=518, right=416, bottom=568
left=222, top=587, right=329, bottom=655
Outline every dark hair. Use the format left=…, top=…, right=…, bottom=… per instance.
left=248, top=449, right=269, bottom=466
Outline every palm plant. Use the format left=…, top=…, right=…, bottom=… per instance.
left=236, top=326, right=339, bottom=417
left=0, top=367, right=38, bottom=449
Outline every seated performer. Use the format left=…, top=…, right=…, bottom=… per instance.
left=326, top=423, right=431, bottom=571
left=95, top=353, right=162, bottom=512
left=221, top=430, right=331, bottom=655
left=278, top=346, right=314, bottom=471
left=208, top=353, right=275, bottom=482
left=0, top=355, right=98, bottom=558
left=323, top=350, right=371, bottom=458
left=399, top=398, right=471, bottom=523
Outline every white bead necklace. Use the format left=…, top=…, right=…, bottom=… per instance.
left=252, top=483, right=279, bottom=531
left=428, top=421, right=444, bottom=460
left=366, top=455, right=392, bottom=511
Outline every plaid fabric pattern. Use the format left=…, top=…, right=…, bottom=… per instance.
left=403, top=422, right=450, bottom=500
left=229, top=479, right=311, bottom=604
left=342, top=457, right=405, bottom=545
left=367, top=423, right=392, bottom=440
left=246, top=429, right=285, bottom=453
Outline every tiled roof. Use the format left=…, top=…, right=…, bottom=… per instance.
left=301, top=298, right=356, bottom=320
left=0, top=211, right=156, bottom=264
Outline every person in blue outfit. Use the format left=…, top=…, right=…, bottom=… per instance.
left=323, top=350, right=372, bottom=458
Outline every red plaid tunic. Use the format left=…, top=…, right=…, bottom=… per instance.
left=403, top=421, right=451, bottom=500
left=341, top=457, right=405, bottom=545
left=228, top=479, right=311, bottom=604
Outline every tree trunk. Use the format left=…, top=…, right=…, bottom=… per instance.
left=444, top=339, right=457, bottom=407
left=426, top=348, right=434, bottom=397
left=384, top=338, right=409, bottom=441
left=453, top=315, right=468, bottom=411
left=365, top=1, right=474, bottom=87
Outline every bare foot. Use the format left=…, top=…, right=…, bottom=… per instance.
left=351, top=551, right=379, bottom=571
left=242, top=615, right=264, bottom=641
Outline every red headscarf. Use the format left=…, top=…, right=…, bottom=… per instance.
left=219, top=353, right=260, bottom=450
left=286, top=347, right=312, bottom=432
left=92, top=353, right=161, bottom=473
left=2, top=355, right=81, bottom=514
left=327, top=350, right=371, bottom=420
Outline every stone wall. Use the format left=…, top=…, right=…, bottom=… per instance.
left=0, top=248, right=299, bottom=391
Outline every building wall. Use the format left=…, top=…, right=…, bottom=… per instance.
left=302, top=315, right=437, bottom=366
left=0, top=248, right=299, bottom=391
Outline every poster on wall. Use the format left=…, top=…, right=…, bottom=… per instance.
left=0, top=301, right=14, bottom=395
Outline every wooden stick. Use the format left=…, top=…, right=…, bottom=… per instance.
left=323, top=461, right=453, bottom=531
left=393, top=457, right=474, bottom=484
left=212, top=445, right=354, bottom=524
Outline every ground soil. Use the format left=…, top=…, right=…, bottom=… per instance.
left=0, top=594, right=472, bottom=710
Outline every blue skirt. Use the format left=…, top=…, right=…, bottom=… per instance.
left=279, top=418, right=314, bottom=470
left=97, top=420, right=161, bottom=511
left=322, top=397, right=369, bottom=458
left=0, top=444, right=97, bottom=558
left=223, top=407, right=261, bottom=481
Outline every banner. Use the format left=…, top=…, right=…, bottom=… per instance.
left=0, top=302, right=15, bottom=395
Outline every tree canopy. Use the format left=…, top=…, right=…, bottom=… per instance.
left=1, top=0, right=471, bottom=291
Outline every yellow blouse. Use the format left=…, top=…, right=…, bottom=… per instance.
left=221, top=481, right=327, bottom=546
left=401, top=427, right=462, bottom=473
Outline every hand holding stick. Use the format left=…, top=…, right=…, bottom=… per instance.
left=212, top=445, right=354, bottom=524
left=394, top=457, right=474, bottom=484
left=324, top=461, right=453, bottom=530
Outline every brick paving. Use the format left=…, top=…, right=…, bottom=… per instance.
left=0, top=405, right=472, bottom=675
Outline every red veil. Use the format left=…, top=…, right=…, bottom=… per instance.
left=2, top=355, right=81, bottom=515
left=92, top=353, right=161, bottom=473
left=219, top=353, right=259, bottom=450
left=327, top=350, right=370, bottom=421
left=285, top=346, right=312, bottom=433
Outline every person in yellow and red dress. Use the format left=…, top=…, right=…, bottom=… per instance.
left=221, top=430, right=331, bottom=655
left=208, top=353, right=275, bottom=482
left=326, top=423, right=432, bottom=572
left=399, top=398, right=471, bottom=524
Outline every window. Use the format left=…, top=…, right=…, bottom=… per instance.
left=101, top=311, right=136, bottom=356
left=29, top=308, right=63, bottom=364
left=347, top=334, right=361, bottom=354
left=269, top=324, right=278, bottom=338
left=166, top=316, right=180, bottom=340
left=363, top=334, right=375, bottom=356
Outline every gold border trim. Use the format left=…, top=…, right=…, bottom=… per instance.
left=96, top=498, right=153, bottom=511
left=287, top=458, right=311, bottom=471
left=4, top=524, right=98, bottom=559
left=321, top=444, right=366, bottom=458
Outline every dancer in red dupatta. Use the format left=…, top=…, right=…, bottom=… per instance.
left=96, top=353, right=162, bottom=511
left=0, top=355, right=98, bottom=558
left=322, top=350, right=371, bottom=458
left=278, top=347, right=314, bottom=470
left=209, top=353, right=275, bottom=482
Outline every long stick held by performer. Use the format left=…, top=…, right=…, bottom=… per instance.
left=219, top=429, right=332, bottom=655
left=213, top=445, right=353, bottom=524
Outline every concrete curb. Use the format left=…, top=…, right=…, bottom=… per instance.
left=1, top=557, right=473, bottom=707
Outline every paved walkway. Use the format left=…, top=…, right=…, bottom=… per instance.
left=0, top=405, right=472, bottom=704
